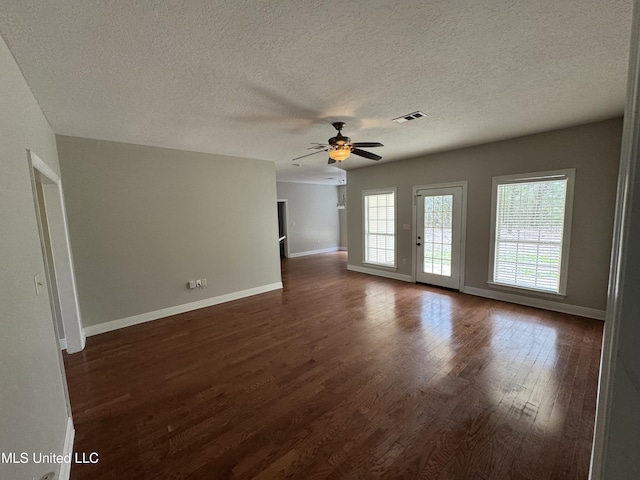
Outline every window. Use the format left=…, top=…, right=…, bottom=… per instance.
left=489, top=170, right=575, bottom=295
left=363, top=188, right=396, bottom=267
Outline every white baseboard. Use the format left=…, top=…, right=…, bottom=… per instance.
left=347, top=264, right=413, bottom=283
left=83, top=282, right=283, bottom=337
left=288, top=247, right=340, bottom=258
left=59, top=337, right=67, bottom=351
left=59, top=416, right=74, bottom=480
left=460, top=286, right=606, bottom=320
left=339, top=246, right=348, bottom=251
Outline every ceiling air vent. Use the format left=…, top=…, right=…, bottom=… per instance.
left=392, top=111, right=427, bottom=124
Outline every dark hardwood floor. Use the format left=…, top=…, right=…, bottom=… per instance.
left=63, top=252, right=603, bottom=479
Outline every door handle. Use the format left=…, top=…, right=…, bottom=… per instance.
left=416, top=242, right=421, bottom=246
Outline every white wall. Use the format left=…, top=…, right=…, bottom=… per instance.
left=0, top=36, right=71, bottom=480
left=57, top=136, right=282, bottom=329
left=348, top=118, right=622, bottom=314
left=276, top=182, right=341, bottom=256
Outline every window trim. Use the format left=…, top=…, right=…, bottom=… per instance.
left=362, top=187, right=397, bottom=269
left=488, top=169, right=576, bottom=296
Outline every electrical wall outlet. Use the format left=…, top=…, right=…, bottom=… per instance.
left=188, top=280, right=196, bottom=289
left=202, top=278, right=207, bottom=286
left=196, top=279, right=202, bottom=288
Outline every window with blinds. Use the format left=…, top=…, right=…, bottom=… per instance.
left=364, top=189, right=396, bottom=267
left=490, top=170, right=574, bottom=294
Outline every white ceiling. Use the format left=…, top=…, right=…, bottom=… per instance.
left=0, top=1, right=632, bottom=185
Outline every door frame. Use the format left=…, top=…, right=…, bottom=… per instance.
left=589, top=1, right=640, bottom=476
left=277, top=199, right=291, bottom=258
left=412, top=181, right=468, bottom=288
left=28, top=150, right=85, bottom=353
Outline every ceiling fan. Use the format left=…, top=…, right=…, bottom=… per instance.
left=292, top=122, right=384, bottom=164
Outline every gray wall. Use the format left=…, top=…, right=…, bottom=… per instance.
left=598, top=3, right=640, bottom=475
left=58, top=136, right=282, bottom=328
left=602, top=115, right=640, bottom=478
left=347, top=118, right=622, bottom=311
left=0, top=36, right=70, bottom=480
left=276, top=182, right=340, bottom=255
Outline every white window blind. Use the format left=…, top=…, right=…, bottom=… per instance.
left=493, top=177, right=568, bottom=293
left=364, top=190, right=395, bottom=267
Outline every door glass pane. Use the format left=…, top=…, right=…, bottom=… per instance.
left=423, top=194, right=453, bottom=277
left=426, top=197, right=433, bottom=211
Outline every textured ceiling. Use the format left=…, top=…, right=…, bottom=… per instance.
left=0, top=0, right=632, bottom=185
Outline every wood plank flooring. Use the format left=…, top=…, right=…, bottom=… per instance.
left=63, top=252, right=603, bottom=479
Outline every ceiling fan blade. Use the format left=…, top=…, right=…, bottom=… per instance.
left=352, top=148, right=382, bottom=161
left=328, top=158, right=337, bottom=164
left=352, top=142, right=384, bottom=148
left=291, top=149, right=327, bottom=161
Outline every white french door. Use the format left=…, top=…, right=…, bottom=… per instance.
left=416, top=185, right=464, bottom=289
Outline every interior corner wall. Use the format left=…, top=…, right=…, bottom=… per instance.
left=347, top=118, right=623, bottom=312
left=338, top=185, right=348, bottom=249
left=57, top=136, right=282, bottom=329
left=276, top=182, right=341, bottom=255
left=0, top=36, right=70, bottom=480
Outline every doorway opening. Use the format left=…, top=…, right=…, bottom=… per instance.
left=413, top=182, right=467, bottom=290
left=28, top=150, right=85, bottom=354
left=277, top=199, right=290, bottom=258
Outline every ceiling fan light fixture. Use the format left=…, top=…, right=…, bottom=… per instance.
left=329, top=145, right=351, bottom=162
left=291, top=122, right=383, bottom=164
